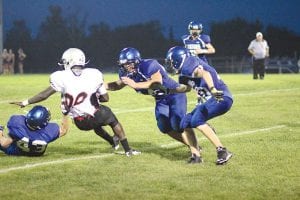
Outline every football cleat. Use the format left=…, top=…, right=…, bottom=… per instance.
left=216, top=147, right=233, bottom=165
left=125, top=149, right=141, bottom=157
left=187, top=154, right=203, bottom=164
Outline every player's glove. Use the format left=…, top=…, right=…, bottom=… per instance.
left=148, top=82, right=169, bottom=98
left=210, top=86, right=224, bottom=102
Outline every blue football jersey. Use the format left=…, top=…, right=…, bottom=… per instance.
left=180, top=56, right=233, bottom=99
left=182, top=34, right=211, bottom=63
left=119, top=59, right=179, bottom=95
left=5, top=115, right=60, bottom=156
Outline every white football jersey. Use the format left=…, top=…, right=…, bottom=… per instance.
left=50, top=68, right=107, bottom=117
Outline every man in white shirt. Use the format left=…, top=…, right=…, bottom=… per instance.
left=248, top=32, right=270, bottom=79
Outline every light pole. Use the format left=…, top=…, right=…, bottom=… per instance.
left=0, top=0, right=3, bottom=73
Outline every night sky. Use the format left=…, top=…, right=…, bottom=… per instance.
left=3, top=0, right=300, bottom=38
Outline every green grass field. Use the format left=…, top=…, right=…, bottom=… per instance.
left=0, top=73, right=299, bottom=200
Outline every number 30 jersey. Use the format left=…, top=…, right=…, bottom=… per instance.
left=5, top=115, right=59, bottom=156
left=50, top=68, right=107, bottom=118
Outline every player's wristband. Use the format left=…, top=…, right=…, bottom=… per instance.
left=22, top=100, right=29, bottom=106
left=0, top=125, right=4, bottom=131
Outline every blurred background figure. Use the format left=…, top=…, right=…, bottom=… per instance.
left=8, top=49, right=15, bottom=74
left=248, top=32, right=270, bottom=79
left=1, top=49, right=9, bottom=75
left=17, top=48, right=27, bottom=74
left=181, top=21, right=215, bottom=64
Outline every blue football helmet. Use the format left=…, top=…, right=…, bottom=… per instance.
left=188, top=21, right=203, bottom=31
left=25, top=105, right=51, bottom=130
left=118, top=47, right=141, bottom=66
left=165, top=46, right=190, bottom=71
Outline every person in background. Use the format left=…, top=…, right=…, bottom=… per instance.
left=1, top=49, right=10, bottom=75
left=248, top=32, right=270, bottom=79
left=17, top=48, right=27, bottom=74
left=0, top=105, right=69, bottom=156
left=165, top=46, right=233, bottom=165
left=8, top=49, right=15, bottom=74
left=182, top=21, right=215, bottom=64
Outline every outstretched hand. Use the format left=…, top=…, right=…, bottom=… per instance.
left=10, top=101, right=26, bottom=108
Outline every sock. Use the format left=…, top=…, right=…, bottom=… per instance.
left=120, top=138, right=131, bottom=152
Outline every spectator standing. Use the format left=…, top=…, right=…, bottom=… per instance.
left=8, top=49, right=15, bottom=74
left=248, top=32, right=270, bottom=79
left=1, top=49, right=9, bottom=75
left=17, top=48, right=26, bottom=74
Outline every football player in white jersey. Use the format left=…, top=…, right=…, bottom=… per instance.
left=11, top=48, right=140, bottom=156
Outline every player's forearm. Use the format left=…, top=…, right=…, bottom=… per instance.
left=26, top=86, right=56, bottom=105
left=169, top=84, right=191, bottom=93
left=59, top=115, right=69, bottom=137
left=106, top=81, right=125, bottom=91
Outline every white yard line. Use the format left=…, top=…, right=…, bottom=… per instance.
left=160, top=125, right=286, bottom=148
left=0, top=124, right=286, bottom=174
left=1, top=87, right=299, bottom=106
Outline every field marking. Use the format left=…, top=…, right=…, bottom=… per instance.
left=1, top=87, right=299, bottom=106
left=160, top=125, right=286, bottom=148
left=0, top=154, right=113, bottom=174
left=0, top=124, right=286, bottom=174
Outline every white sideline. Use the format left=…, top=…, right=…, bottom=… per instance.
left=0, top=124, right=286, bottom=174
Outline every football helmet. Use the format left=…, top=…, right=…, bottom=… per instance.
left=59, top=48, right=87, bottom=70
left=165, top=46, right=189, bottom=71
left=118, top=47, right=141, bottom=66
left=25, top=105, right=51, bottom=130
left=188, top=21, right=203, bottom=31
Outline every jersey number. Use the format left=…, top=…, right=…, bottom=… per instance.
left=17, top=137, right=47, bottom=153
left=63, top=92, right=88, bottom=108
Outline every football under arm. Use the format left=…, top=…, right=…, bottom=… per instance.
left=59, top=115, right=69, bottom=137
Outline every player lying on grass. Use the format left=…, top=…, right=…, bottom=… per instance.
left=161, top=46, right=233, bottom=165
left=10, top=48, right=140, bottom=157
left=0, top=105, right=68, bottom=156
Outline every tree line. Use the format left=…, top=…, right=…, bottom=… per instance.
left=4, top=5, right=300, bottom=73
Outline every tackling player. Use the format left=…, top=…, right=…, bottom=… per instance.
left=182, top=21, right=215, bottom=63
left=0, top=105, right=68, bottom=156
left=106, top=47, right=201, bottom=163
left=11, top=48, right=140, bottom=156
left=165, top=46, right=233, bottom=165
